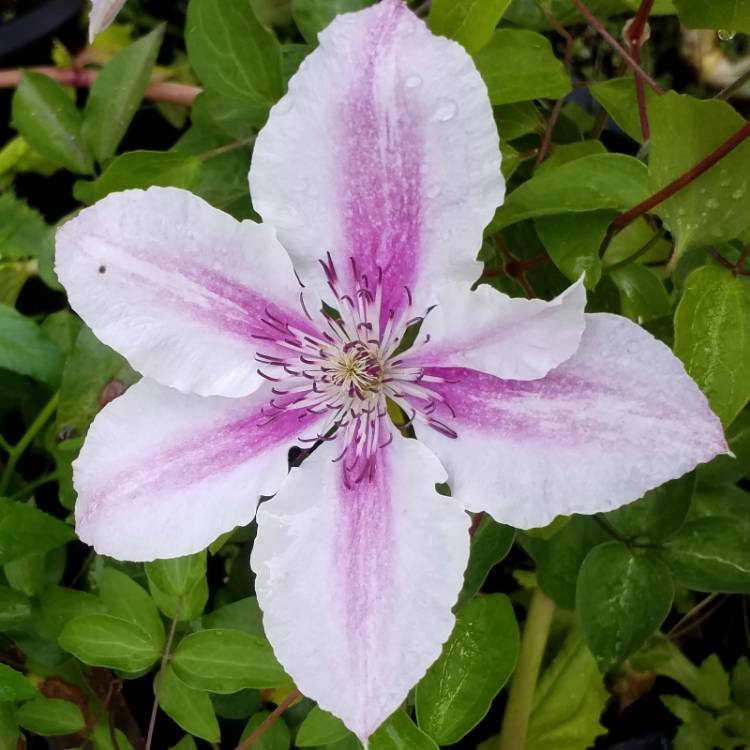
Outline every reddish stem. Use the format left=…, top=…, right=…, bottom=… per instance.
left=0, top=66, right=201, bottom=106
left=535, top=9, right=575, bottom=167
left=571, top=0, right=664, bottom=94
left=626, top=0, right=656, bottom=141
left=234, top=689, right=301, bottom=750
left=608, top=117, right=750, bottom=241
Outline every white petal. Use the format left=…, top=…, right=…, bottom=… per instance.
left=75, top=379, right=322, bottom=561
left=403, top=278, right=586, bottom=380
left=249, top=0, right=503, bottom=320
left=56, top=187, right=316, bottom=397
left=252, top=432, right=469, bottom=742
left=411, top=314, right=728, bottom=529
left=89, top=0, right=127, bottom=41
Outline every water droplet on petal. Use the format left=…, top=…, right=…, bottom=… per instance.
left=434, top=97, right=458, bottom=122
left=718, top=29, right=736, bottom=41
left=426, top=185, right=440, bottom=199
left=404, top=74, right=422, bottom=90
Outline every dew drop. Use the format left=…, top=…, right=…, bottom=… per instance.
left=718, top=29, right=736, bottom=41
left=732, top=184, right=747, bottom=199
left=434, top=97, right=458, bottom=122
left=706, top=197, right=720, bottom=209
left=404, top=74, right=422, bottom=90
left=426, top=185, right=440, bottom=199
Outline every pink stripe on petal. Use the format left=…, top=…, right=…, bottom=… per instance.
left=74, top=379, right=319, bottom=561
left=56, top=187, right=311, bottom=397
left=250, top=0, right=503, bottom=318
left=252, top=432, right=469, bottom=742
left=412, top=313, right=728, bottom=529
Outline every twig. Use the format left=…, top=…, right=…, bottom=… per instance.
left=599, top=117, right=750, bottom=255
left=668, top=593, right=727, bottom=640
left=707, top=247, right=750, bottom=276
left=625, top=0, right=656, bottom=140
left=571, top=0, right=664, bottom=94
left=0, top=66, right=201, bottom=106
left=145, top=611, right=181, bottom=750
left=716, top=66, right=750, bottom=100
left=234, top=689, right=302, bottom=750
left=536, top=10, right=574, bottom=167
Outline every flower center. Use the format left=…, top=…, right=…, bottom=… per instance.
left=253, top=254, right=456, bottom=483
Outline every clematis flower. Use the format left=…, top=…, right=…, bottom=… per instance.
left=56, top=0, right=727, bottom=741
left=88, top=0, right=127, bottom=41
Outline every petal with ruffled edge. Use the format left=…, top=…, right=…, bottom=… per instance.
left=411, top=314, right=727, bottom=529
left=74, top=378, right=323, bottom=561
left=252, top=432, right=469, bottom=742
left=401, top=279, right=585, bottom=381
left=249, top=0, right=503, bottom=323
left=89, top=0, right=127, bottom=41
left=56, top=187, right=318, bottom=398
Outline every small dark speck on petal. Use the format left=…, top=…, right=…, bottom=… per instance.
left=98, top=265, right=106, bottom=274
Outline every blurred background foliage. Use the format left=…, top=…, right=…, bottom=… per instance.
left=0, top=0, right=750, bottom=748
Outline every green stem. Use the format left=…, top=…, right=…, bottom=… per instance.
left=497, top=589, right=556, bottom=750
left=145, top=609, right=181, bottom=750
left=8, top=472, right=60, bottom=502
left=0, top=391, right=59, bottom=496
left=603, top=228, right=666, bottom=272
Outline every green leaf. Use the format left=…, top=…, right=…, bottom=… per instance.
left=0, top=500, right=73, bottom=565
left=12, top=72, right=92, bottom=174
left=172, top=629, right=289, bottom=692
left=661, top=516, right=750, bottom=593
left=160, top=665, right=220, bottom=742
left=732, top=656, right=750, bottom=708
left=240, top=710, right=291, bottom=749
left=0, top=304, right=64, bottom=385
left=4, top=552, right=46, bottom=597
left=609, top=263, right=672, bottom=323
left=371, top=710, right=438, bottom=750
left=92, top=722, right=135, bottom=750
left=211, top=689, right=263, bottom=720
left=535, top=211, right=612, bottom=289
left=606, top=473, right=694, bottom=542
left=429, top=0, right=512, bottom=53
left=37, top=586, right=106, bottom=640
left=56, top=324, right=137, bottom=438
left=186, top=0, right=283, bottom=104
left=292, top=0, right=372, bottom=45
left=590, top=77, right=658, bottom=144
left=0, top=703, right=19, bottom=750
left=698, top=408, right=750, bottom=486
left=73, top=150, right=201, bottom=204
left=503, top=0, right=633, bottom=29
left=82, top=26, right=164, bottom=163
left=16, top=697, right=85, bottom=736
left=146, top=552, right=208, bottom=621
left=694, top=654, right=732, bottom=710
left=674, top=264, right=750, bottom=426
left=495, top=102, right=543, bottom=141
left=674, top=0, right=750, bottom=34
left=490, top=154, right=649, bottom=232
left=99, top=567, right=165, bottom=648
left=691, top=484, right=750, bottom=524
left=202, top=597, right=265, bottom=637
left=295, top=706, right=350, bottom=747
left=0, top=665, right=37, bottom=702
left=59, top=614, right=162, bottom=672
left=649, top=92, right=750, bottom=256
left=416, top=594, right=519, bottom=744
left=474, top=29, right=571, bottom=105
left=661, top=695, right=730, bottom=750
left=577, top=542, right=674, bottom=671
left=0, top=586, right=31, bottom=631
left=522, top=516, right=607, bottom=610
left=170, top=737, right=198, bottom=750
left=191, top=91, right=268, bottom=140
left=526, top=629, right=608, bottom=750
left=0, top=193, right=50, bottom=261
left=456, top=516, right=514, bottom=609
